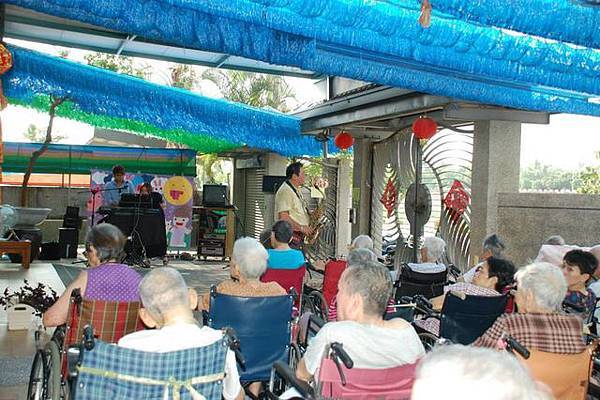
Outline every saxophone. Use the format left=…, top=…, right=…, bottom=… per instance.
left=305, top=177, right=329, bottom=245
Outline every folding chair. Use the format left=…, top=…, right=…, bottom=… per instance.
left=70, top=328, right=233, bottom=400
left=206, top=287, right=295, bottom=395
left=27, top=289, right=144, bottom=400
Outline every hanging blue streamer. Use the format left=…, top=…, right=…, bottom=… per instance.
left=3, top=45, right=328, bottom=156
left=5, top=0, right=600, bottom=116
left=427, top=0, right=600, bottom=50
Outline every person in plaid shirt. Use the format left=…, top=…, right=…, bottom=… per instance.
left=119, top=267, right=244, bottom=400
left=474, top=262, right=586, bottom=354
left=562, top=249, right=598, bottom=320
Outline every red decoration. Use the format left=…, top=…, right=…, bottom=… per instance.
left=380, top=178, right=398, bottom=218
left=443, top=179, right=470, bottom=223
left=412, top=117, right=438, bottom=140
left=334, top=131, right=354, bottom=150
left=0, top=44, right=13, bottom=111
left=419, top=0, right=432, bottom=28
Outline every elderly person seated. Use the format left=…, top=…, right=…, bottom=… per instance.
left=199, top=237, right=286, bottom=310
left=412, top=345, right=551, bottom=400
left=43, top=223, right=142, bottom=327
left=562, top=249, right=598, bottom=319
left=119, top=267, right=243, bottom=400
left=415, top=257, right=516, bottom=335
left=266, top=220, right=305, bottom=270
left=474, top=262, right=586, bottom=354
left=328, top=248, right=380, bottom=321
left=296, top=261, right=425, bottom=383
left=462, top=233, right=506, bottom=283
left=407, top=236, right=447, bottom=274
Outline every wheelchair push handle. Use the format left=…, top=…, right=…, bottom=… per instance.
left=223, top=327, right=246, bottom=369
left=562, top=299, right=586, bottom=314
left=502, top=334, right=530, bottom=360
left=330, top=342, right=354, bottom=369
left=413, top=295, right=435, bottom=315
left=83, top=325, right=95, bottom=350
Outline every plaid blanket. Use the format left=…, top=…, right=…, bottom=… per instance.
left=75, top=339, right=228, bottom=400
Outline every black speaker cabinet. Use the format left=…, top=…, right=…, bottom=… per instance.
left=39, top=242, right=62, bottom=261
left=59, top=227, right=79, bottom=258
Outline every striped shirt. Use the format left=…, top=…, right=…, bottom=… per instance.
left=474, top=312, right=586, bottom=354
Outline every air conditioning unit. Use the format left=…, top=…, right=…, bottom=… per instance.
left=235, top=155, right=264, bottom=169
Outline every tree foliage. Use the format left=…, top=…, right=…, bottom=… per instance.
left=577, top=151, right=600, bottom=194
left=169, top=64, right=198, bottom=90
left=201, top=69, right=295, bottom=112
left=84, top=53, right=150, bottom=79
left=23, top=124, right=66, bottom=143
left=520, top=160, right=581, bottom=191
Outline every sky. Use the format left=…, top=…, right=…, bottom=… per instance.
left=3, top=39, right=600, bottom=171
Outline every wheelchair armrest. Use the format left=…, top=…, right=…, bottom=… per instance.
left=272, top=361, right=314, bottom=400
left=201, top=310, right=209, bottom=326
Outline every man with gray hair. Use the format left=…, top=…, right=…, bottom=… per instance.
left=118, top=267, right=244, bottom=400
left=412, top=345, right=551, bottom=400
left=462, top=233, right=506, bottom=283
left=296, top=261, right=425, bottom=383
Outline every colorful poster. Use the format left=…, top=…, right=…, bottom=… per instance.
left=89, top=170, right=194, bottom=249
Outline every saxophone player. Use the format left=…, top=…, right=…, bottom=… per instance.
left=274, top=162, right=312, bottom=250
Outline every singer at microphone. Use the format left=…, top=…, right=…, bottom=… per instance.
left=102, top=164, right=135, bottom=207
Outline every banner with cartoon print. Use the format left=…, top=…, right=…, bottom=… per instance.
left=89, top=170, right=194, bottom=249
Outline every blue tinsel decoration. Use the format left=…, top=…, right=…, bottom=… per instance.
left=5, top=0, right=600, bottom=117
left=3, top=45, right=328, bottom=156
left=427, top=0, right=600, bottom=50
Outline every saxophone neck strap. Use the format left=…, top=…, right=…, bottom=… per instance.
left=286, top=180, right=310, bottom=215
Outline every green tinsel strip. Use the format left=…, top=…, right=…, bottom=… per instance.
left=8, top=95, right=239, bottom=153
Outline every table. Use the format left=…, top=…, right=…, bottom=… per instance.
left=0, top=240, right=31, bottom=269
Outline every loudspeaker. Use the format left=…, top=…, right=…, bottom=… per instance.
left=63, top=206, right=82, bottom=229
left=39, top=242, right=62, bottom=261
left=262, top=176, right=287, bottom=193
left=59, top=228, right=79, bottom=258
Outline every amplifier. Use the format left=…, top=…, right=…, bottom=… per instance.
left=198, top=239, right=225, bottom=257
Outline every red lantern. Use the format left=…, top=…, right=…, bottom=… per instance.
left=412, top=116, right=438, bottom=140
left=334, top=131, right=354, bottom=150
left=0, top=44, right=12, bottom=111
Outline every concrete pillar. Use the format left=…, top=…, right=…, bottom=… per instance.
left=351, top=138, right=373, bottom=239
left=264, top=153, right=287, bottom=229
left=470, top=120, right=521, bottom=257
left=335, top=158, right=352, bottom=257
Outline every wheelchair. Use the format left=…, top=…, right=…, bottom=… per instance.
left=67, top=325, right=242, bottom=400
left=393, top=263, right=461, bottom=301
left=204, top=286, right=297, bottom=398
left=261, top=265, right=307, bottom=311
left=27, top=289, right=144, bottom=400
left=268, top=338, right=417, bottom=399
left=412, top=291, right=508, bottom=349
left=300, top=259, right=347, bottom=322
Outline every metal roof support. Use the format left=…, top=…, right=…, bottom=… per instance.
left=115, top=34, right=136, bottom=56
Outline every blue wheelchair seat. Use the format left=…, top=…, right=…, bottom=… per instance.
left=207, top=289, right=294, bottom=383
left=440, top=292, right=508, bottom=345
left=74, top=338, right=229, bottom=400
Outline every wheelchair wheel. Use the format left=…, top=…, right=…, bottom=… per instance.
left=27, top=349, right=48, bottom=400
left=306, top=291, right=328, bottom=322
left=418, top=332, right=439, bottom=352
left=46, top=340, right=62, bottom=400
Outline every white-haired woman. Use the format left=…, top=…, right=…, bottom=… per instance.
left=199, top=237, right=286, bottom=310
left=474, top=262, right=586, bottom=354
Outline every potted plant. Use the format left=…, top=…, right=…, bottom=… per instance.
left=0, top=280, right=58, bottom=330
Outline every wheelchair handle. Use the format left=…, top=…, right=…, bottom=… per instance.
left=83, top=325, right=95, bottom=350
left=503, top=334, right=530, bottom=359
left=330, top=342, right=354, bottom=369
left=223, top=327, right=246, bottom=369
left=562, top=299, right=586, bottom=314
left=414, top=295, right=435, bottom=315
